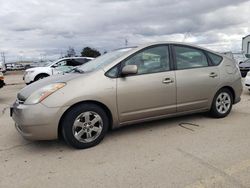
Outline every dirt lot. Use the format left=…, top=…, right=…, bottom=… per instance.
left=1, top=72, right=250, bottom=188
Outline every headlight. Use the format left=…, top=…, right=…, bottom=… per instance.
left=27, top=70, right=35, bottom=74
left=24, top=83, right=66, bottom=104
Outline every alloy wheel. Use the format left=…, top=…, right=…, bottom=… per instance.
left=72, top=111, right=103, bottom=143
left=215, top=92, right=231, bottom=114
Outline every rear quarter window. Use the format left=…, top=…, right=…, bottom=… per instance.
left=207, top=52, right=223, bottom=65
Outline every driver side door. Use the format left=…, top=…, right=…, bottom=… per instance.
left=116, top=45, right=177, bottom=123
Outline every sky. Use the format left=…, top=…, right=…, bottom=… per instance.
left=0, top=0, right=250, bottom=62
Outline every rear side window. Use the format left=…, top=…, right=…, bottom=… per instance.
left=174, top=46, right=208, bottom=70
left=207, top=52, right=223, bottom=65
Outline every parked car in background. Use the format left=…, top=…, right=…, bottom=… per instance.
left=0, top=61, right=6, bottom=73
left=6, top=63, right=15, bottom=71
left=15, top=64, right=25, bottom=70
left=233, top=52, right=248, bottom=64
left=29, top=61, right=54, bottom=68
left=11, top=42, right=242, bottom=149
left=0, top=72, right=5, bottom=88
left=222, top=51, right=234, bottom=59
left=239, top=59, right=250, bottom=77
left=245, top=71, right=250, bottom=92
left=5, top=63, right=25, bottom=71
left=23, top=57, right=93, bottom=84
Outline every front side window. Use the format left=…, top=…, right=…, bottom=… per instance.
left=122, top=45, right=170, bottom=75
left=174, top=46, right=208, bottom=70
left=52, top=60, right=67, bottom=68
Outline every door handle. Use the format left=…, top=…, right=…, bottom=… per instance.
left=162, top=78, right=174, bottom=84
left=209, top=72, right=218, bottom=78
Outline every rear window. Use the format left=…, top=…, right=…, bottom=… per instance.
left=75, top=59, right=90, bottom=64
left=207, top=52, right=223, bottom=65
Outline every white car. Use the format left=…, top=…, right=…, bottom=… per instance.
left=0, top=72, right=5, bottom=88
left=23, top=57, right=93, bottom=84
left=245, top=71, right=250, bottom=92
left=0, top=61, right=6, bottom=73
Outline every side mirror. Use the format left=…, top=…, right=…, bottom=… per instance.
left=121, top=65, right=138, bottom=76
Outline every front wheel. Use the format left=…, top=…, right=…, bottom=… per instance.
left=62, top=103, right=109, bottom=149
left=210, top=88, right=233, bottom=118
left=34, top=74, right=48, bottom=81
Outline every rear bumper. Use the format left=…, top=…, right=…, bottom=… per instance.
left=231, top=77, right=243, bottom=104
left=11, top=101, right=68, bottom=140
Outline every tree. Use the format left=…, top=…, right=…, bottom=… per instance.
left=81, top=47, right=101, bottom=58
left=66, top=47, right=76, bottom=57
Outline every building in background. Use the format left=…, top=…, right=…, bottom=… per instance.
left=242, top=35, right=250, bottom=58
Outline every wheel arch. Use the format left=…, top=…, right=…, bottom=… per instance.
left=212, top=86, right=235, bottom=106
left=34, top=73, right=50, bottom=80
left=58, top=100, right=113, bottom=139
left=219, top=86, right=235, bottom=103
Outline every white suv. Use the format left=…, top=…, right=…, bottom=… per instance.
left=245, top=71, right=250, bottom=92
left=23, top=57, right=93, bottom=84
left=0, top=61, right=6, bottom=73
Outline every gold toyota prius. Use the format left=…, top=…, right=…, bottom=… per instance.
left=11, top=42, right=242, bottom=149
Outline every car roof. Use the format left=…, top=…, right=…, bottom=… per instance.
left=103, top=41, right=225, bottom=72
left=135, top=41, right=221, bottom=54
left=59, top=57, right=94, bottom=61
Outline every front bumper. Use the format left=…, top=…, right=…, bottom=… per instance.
left=11, top=101, right=68, bottom=140
left=23, top=72, right=34, bottom=84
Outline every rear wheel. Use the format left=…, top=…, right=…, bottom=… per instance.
left=62, top=103, right=109, bottom=149
left=210, top=88, right=233, bottom=118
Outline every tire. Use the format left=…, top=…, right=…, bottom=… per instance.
left=210, top=88, right=233, bottom=118
left=34, top=74, right=48, bottom=81
left=61, top=103, right=109, bottom=149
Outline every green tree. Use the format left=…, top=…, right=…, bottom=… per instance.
left=81, top=47, right=101, bottom=58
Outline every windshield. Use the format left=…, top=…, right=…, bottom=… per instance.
left=244, top=59, right=250, bottom=63
left=44, top=61, right=56, bottom=67
left=75, top=48, right=134, bottom=73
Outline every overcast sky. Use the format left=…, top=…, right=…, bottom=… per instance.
left=0, top=0, right=250, bottom=62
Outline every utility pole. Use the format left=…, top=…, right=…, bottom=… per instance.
left=1, top=52, right=5, bottom=64
left=60, top=50, right=63, bottom=58
left=125, top=38, right=128, bottom=47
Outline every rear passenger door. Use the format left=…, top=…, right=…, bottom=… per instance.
left=173, top=45, right=220, bottom=112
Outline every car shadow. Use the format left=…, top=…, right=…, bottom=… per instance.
left=24, top=113, right=207, bottom=151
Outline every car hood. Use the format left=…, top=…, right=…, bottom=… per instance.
left=25, top=66, right=49, bottom=72
left=17, top=73, right=82, bottom=101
